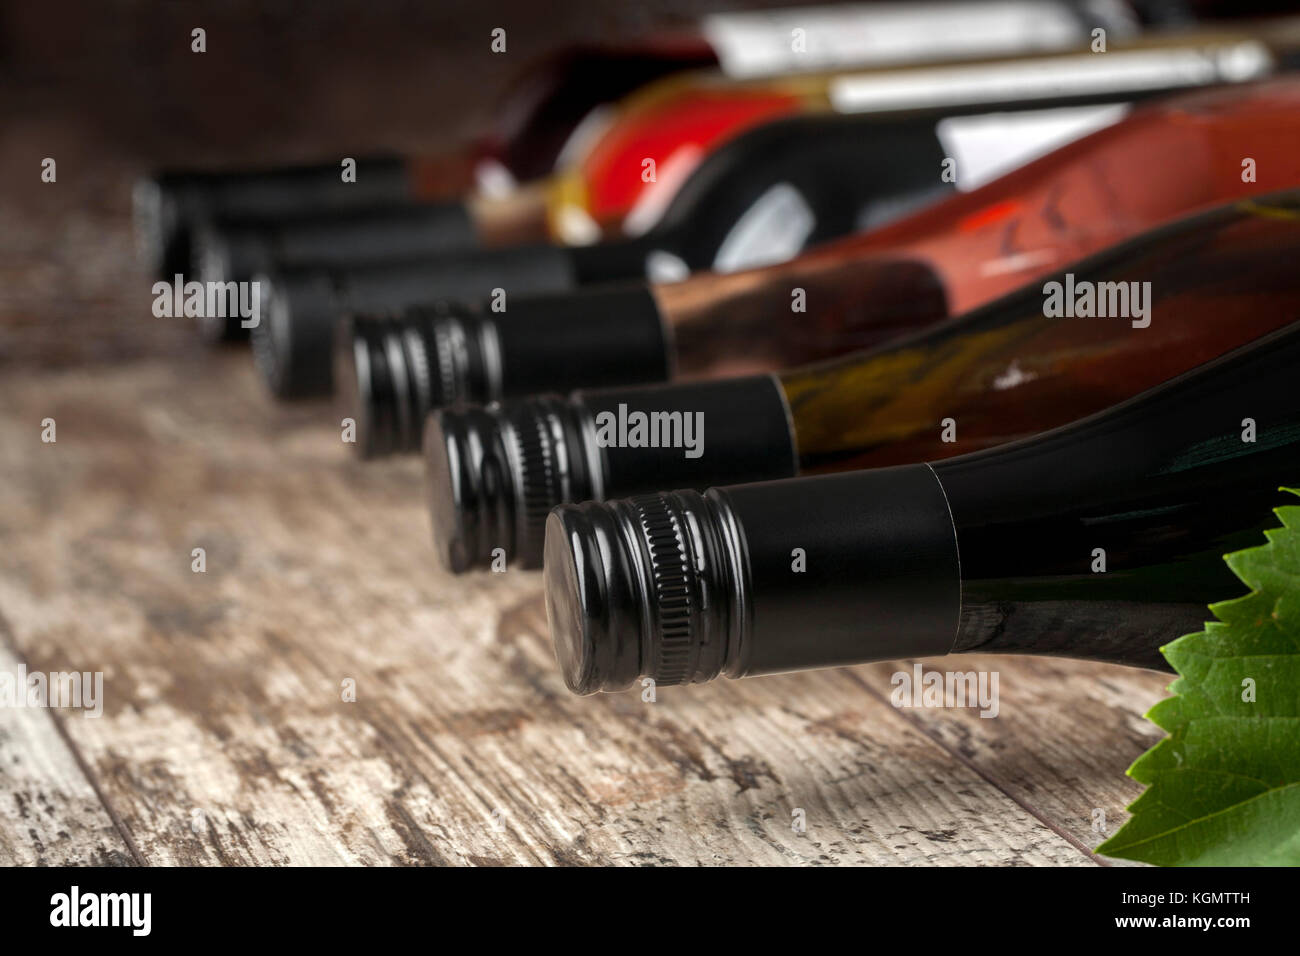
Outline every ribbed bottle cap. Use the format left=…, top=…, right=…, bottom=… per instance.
left=336, top=316, right=388, bottom=458
left=424, top=375, right=798, bottom=572
left=631, top=494, right=696, bottom=686
left=186, top=221, right=254, bottom=344
left=336, top=305, right=487, bottom=458
left=251, top=271, right=338, bottom=398
left=543, top=491, right=735, bottom=695
left=132, top=176, right=183, bottom=278
left=424, top=396, right=587, bottom=572
left=543, top=504, right=644, bottom=695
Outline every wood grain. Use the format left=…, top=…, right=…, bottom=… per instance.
left=0, top=0, right=1176, bottom=866
left=852, top=658, right=1168, bottom=862
left=0, top=639, right=134, bottom=866
left=0, top=354, right=1173, bottom=865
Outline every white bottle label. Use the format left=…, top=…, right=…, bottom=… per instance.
left=703, top=1, right=1120, bottom=79
left=937, top=102, right=1131, bottom=193
left=711, top=182, right=816, bottom=274
left=828, top=40, right=1275, bottom=114
left=645, top=249, right=692, bottom=284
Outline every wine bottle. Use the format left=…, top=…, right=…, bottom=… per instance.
left=343, top=77, right=1300, bottom=454
left=536, top=22, right=1290, bottom=250
left=134, top=41, right=717, bottom=281
left=140, top=0, right=1143, bottom=279
left=255, top=110, right=956, bottom=397
left=186, top=70, right=805, bottom=296
left=256, top=24, right=1293, bottom=397
left=543, top=317, right=1300, bottom=694
left=424, top=192, right=1300, bottom=572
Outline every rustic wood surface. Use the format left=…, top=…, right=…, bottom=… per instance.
left=0, top=353, right=1176, bottom=865
left=0, top=0, right=1178, bottom=866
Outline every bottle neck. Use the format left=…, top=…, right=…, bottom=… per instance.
left=340, top=284, right=672, bottom=457
left=656, top=253, right=949, bottom=376
left=544, top=316, right=1300, bottom=692
left=544, top=465, right=962, bottom=695
left=466, top=184, right=554, bottom=248
left=567, top=237, right=659, bottom=284
left=425, top=375, right=798, bottom=571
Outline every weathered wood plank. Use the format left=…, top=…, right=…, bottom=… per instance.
left=0, top=638, right=135, bottom=866
left=0, top=355, right=1155, bottom=865
left=852, top=656, right=1170, bottom=862
left=0, top=0, right=1189, bottom=868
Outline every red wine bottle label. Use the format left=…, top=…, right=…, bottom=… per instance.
left=617, top=144, right=707, bottom=239
left=702, top=1, right=1128, bottom=79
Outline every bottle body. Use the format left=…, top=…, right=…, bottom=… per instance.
left=266, top=111, right=954, bottom=398
left=427, top=191, right=1300, bottom=571
left=133, top=39, right=722, bottom=280
left=660, top=77, right=1300, bottom=374
left=543, top=319, right=1300, bottom=695
left=540, top=26, right=1287, bottom=253
left=780, top=191, right=1300, bottom=471
left=541, top=0, right=1149, bottom=240
left=362, top=78, right=1300, bottom=419
left=139, top=0, right=1135, bottom=279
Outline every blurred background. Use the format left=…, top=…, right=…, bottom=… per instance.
left=0, top=0, right=857, bottom=367
left=1, top=0, right=1291, bottom=368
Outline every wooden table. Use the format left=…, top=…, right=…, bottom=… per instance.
left=1, top=345, right=1180, bottom=867
left=0, top=0, right=1173, bottom=867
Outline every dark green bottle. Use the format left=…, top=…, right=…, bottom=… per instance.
left=543, top=319, right=1300, bottom=694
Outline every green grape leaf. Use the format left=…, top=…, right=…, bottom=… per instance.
left=1096, top=489, right=1300, bottom=866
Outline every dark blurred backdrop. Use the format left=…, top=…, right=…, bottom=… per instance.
left=1, top=0, right=1292, bottom=367
left=0, top=0, right=824, bottom=367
